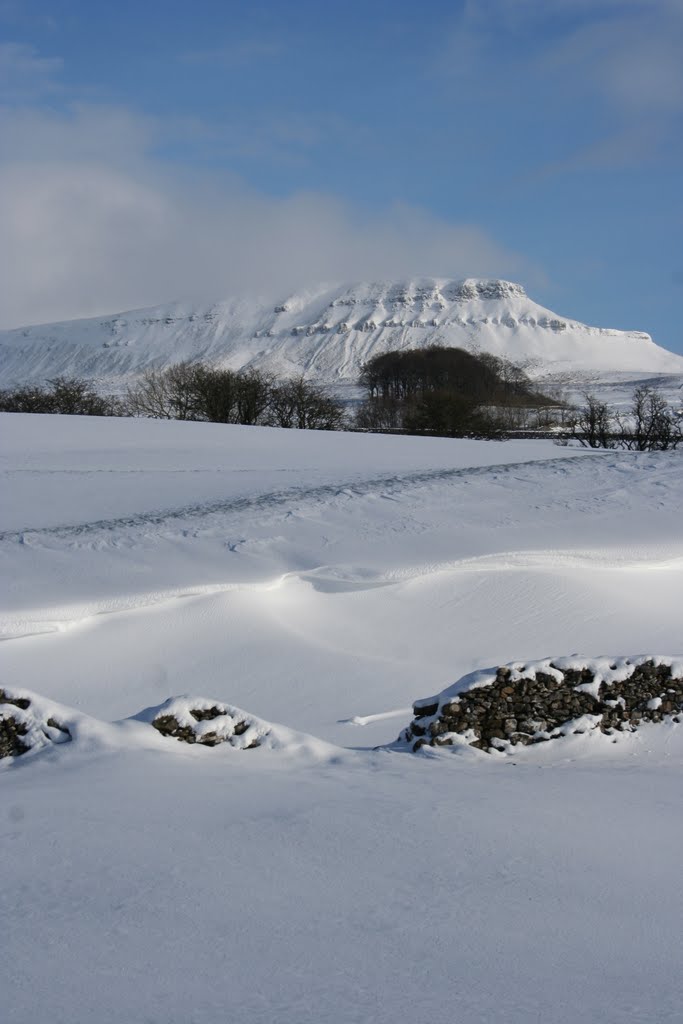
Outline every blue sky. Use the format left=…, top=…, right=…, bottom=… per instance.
left=1, top=0, right=682, bottom=354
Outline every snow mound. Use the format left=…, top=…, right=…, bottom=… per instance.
left=137, top=696, right=272, bottom=750
left=0, top=687, right=73, bottom=759
left=399, top=655, right=683, bottom=754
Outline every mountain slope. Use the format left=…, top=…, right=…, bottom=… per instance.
left=2, top=278, right=682, bottom=387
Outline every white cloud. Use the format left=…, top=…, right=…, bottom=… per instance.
left=0, top=104, right=533, bottom=329
left=0, top=41, right=62, bottom=100
left=443, top=0, right=683, bottom=166
left=540, top=6, right=683, bottom=116
left=0, top=102, right=161, bottom=162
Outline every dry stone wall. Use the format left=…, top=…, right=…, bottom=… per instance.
left=401, top=657, right=683, bottom=753
left=0, top=688, right=72, bottom=758
left=150, top=698, right=267, bottom=749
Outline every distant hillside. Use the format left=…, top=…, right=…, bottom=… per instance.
left=2, top=278, right=682, bottom=387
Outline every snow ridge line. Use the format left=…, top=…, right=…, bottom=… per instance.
left=0, top=453, right=595, bottom=544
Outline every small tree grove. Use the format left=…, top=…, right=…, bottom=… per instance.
left=0, top=376, right=124, bottom=416
left=355, top=346, right=559, bottom=437
left=126, top=362, right=345, bottom=429
left=571, top=386, right=682, bottom=451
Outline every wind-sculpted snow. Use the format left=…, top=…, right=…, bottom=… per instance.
left=0, top=454, right=592, bottom=545
left=2, top=415, right=683, bottom=1024
left=2, top=277, right=682, bottom=387
left=2, top=415, right=682, bottom=649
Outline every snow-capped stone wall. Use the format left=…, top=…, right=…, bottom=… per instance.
left=0, top=688, right=72, bottom=758
left=0, top=688, right=332, bottom=766
left=146, top=696, right=270, bottom=749
left=400, top=656, right=683, bottom=753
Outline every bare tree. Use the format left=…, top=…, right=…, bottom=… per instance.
left=616, top=385, right=682, bottom=451
left=126, top=363, right=344, bottom=429
left=268, top=376, right=345, bottom=430
left=572, top=386, right=682, bottom=450
left=234, top=368, right=273, bottom=426
left=0, top=376, right=122, bottom=416
left=126, top=365, right=198, bottom=419
left=573, top=392, right=615, bottom=448
left=190, top=365, right=241, bottom=423
left=354, top=397, right=403, bottom=431
left=127, top=362, right=245, bottom=421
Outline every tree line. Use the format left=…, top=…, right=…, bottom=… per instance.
left=1, top=350, right=680, bottom=450
left=356, top=346, right=559, bottom=436
left=0, top=363, right=345, bottom=431
left=0, top=376, right=122, bottom=417
left=571, top=387, right=682, bottom=450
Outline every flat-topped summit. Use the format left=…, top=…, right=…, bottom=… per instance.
left=1, top=277, right=682, bottom=387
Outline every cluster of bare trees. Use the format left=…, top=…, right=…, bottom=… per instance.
left=0, top=363, right=345, bottom=431
left=573, top=386, right=682, bottom=450
left=356, top=346, right=559, bottom=437
left=0, top=376, right=123, bottom=416
left=126, top=362, right=344, bottom=429
left=3, top=357, right=680, bottom=452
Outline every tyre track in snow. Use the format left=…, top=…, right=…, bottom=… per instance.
left=2, top=450, right=681, bottom=642
left=1, top=453, right=598, bottom=547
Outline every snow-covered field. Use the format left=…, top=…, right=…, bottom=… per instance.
left=2, top=413, right=682, bottom=1024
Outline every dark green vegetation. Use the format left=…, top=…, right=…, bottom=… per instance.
left=356, top=346, right=562, bottom=436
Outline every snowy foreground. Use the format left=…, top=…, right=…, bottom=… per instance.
left=1, top=413, right=682, bottom=1024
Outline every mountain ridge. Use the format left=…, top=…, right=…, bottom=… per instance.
left=2, top=277, right=682, bottom=387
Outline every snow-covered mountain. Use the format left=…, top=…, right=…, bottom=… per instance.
left=2, top=278, right=682, bottom=387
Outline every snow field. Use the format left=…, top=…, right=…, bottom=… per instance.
left=1, top=413, right=683, bottom=1023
